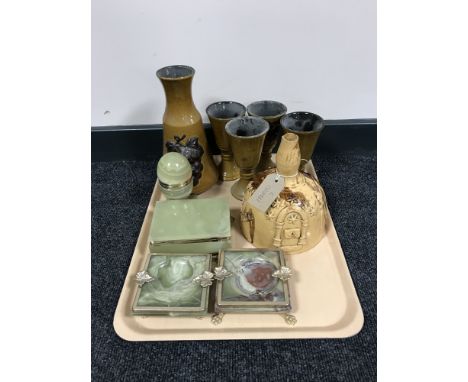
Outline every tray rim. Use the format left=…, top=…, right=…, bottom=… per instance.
left=113, top=158, right=364, bottom=341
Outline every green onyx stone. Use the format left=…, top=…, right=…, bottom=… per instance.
left=158, top=258, right=194, bottom=288
left=157, top=152, right=192, bottom=186
left=134, top=254, right=211, bottom=314
left=149, top=198, right=231, bottom=254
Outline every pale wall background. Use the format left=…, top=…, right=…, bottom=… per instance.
left=92, top=0, right=376, bottom=127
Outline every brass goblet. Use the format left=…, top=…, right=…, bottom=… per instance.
left=225, top=116, right=269, bottom=200
left=280, top=112, right=325, bottom=171
left=246, top=100, right=287, bottom=172
left=206, top=101, right=246, bottom=181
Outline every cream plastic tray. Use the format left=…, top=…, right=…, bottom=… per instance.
left=113, top=158, right=364, bottom=341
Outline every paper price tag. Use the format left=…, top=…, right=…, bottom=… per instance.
left=248, top=173, right=285, bottom=213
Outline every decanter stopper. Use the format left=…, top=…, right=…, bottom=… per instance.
left=276, top=133, right=301, bottom=177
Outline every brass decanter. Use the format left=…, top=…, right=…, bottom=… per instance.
left=240, top=133, right=328, bottom=255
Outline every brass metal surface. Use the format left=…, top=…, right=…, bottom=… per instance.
left=225, top=116, right=269, bottom=200
left=206, top=101, right=246, bottom=181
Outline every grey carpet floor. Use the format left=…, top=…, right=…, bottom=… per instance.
left=91, top=148, right=376, bottom=381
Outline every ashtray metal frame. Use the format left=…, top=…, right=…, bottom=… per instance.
left=215, top=248, right=291, bottom=312
left=132, top=253, right=212, bottom=315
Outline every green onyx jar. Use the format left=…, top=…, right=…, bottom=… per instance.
left=157, top=152, right=193, bottom=199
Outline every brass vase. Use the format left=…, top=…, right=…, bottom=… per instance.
left=280, top=112, right=324, bottom=171
left=156, top=65, right=218, bottom=194
left=225, top=116, right=269, bottom=200
left=206, top=101, right=246, bottom=181
left=246, top=100, right=287, bottom=172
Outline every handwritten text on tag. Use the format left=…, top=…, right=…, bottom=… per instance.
left=247, top=173, right=285, bottom=213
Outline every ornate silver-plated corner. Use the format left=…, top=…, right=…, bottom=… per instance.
left=192, top=271, right=214, bottom=287
left=135, top=271, right=154, bottom=287
left=255, top=290, right=269, bottom=297
left=213, top=266, right=232, bottom=281
left=272, top=266, right=292, bottom=281
left=283, top=314, right=297, bottom=326
left=211, top=313, right=224, bottom=325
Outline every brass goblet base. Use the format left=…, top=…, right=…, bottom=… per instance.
left=219, top=152, right=240, bottom=181
left=230, top=169, right=255, bottom=201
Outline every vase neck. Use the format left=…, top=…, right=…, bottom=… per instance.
left=160, top=77, right=196, bottom=110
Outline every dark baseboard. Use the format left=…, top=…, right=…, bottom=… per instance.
left=91, top=119, right=376, bottom=162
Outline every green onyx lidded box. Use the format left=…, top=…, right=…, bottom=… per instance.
left=133, top=253, right=213, bottom=316
left=214, top=249, right=292, bottom=314
left=149, top=198, right=231, bottom=254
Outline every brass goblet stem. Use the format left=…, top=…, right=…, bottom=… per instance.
left=219, top=150, right=240, bottom=181
left=231, top=168, right=256, bottom=201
